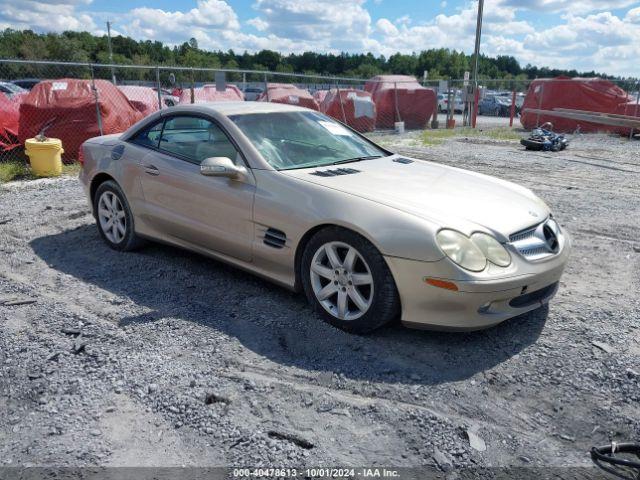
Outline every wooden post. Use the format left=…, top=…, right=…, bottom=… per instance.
left=509, top=89, right=516, bottom=127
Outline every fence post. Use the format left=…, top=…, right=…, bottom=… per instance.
left=472, top=86, right=479, bottom=128
left=190, top=68, right=195, bottom=104
left=335, top=80, right=347, bottom=123
left=393, top=82, right=400, bottom=124
left=90, top=65, right=103, bottom=136
left=509, top=89, right=516, bottom=127
left=156, top=67, right=163, bottom=110
left=630, top=81, right=640, bottom=139
left=264, top=72, right=269, bottom=101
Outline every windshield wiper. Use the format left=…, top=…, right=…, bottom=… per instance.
left=332, top=155, right=384, bottom=165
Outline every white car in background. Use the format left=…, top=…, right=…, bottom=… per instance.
left=437, top=92, right=464, bottom=113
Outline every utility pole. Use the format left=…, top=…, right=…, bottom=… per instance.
left=106, top=21, right=116, bottom=84
left=470, top=0, right=484, bottom=127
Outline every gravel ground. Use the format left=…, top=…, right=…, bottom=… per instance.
left=0, top=130, right=638, bottom=477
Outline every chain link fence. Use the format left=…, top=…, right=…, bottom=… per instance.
left=1, top=59, right=638, bottom=164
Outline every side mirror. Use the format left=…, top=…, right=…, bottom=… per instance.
left=200, top=157, right=247, bottom=179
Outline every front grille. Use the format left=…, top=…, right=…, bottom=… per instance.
left=509, top=282, right=559, bottom=308
left=509, top=225, right=537, bottom=243
left=509, top=218, right=561, bottom=261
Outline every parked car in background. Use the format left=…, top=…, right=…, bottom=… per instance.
left=80, top=102, right=570, bottom=334
left=0, top=81, right=27, bottom=99
left=12, top=78, right=40, bottom=90
left=478, top=95, right=513, bottom=116
left=243, top=86, right=264, bottom=101
left=437, top=92, right=464, bottom=113
left=495, top=92, right=524, bottom=113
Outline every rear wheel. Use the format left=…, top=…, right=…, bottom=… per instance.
left=301, top=227, right=400, bottom=334
left=520, top=138, right=544, bottom=150
left=94, top=180, right=144, bottom=251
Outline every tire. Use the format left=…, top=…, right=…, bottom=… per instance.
left=520, top=138, right=544, bottom=151
left=93, top=180, right=145, bottom=251
left=301, top=227, right=400, bottom=334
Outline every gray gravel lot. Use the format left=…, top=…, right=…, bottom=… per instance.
left=0, top=130, right=638, bottom=476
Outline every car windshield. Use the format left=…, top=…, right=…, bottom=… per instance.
left=229, top=111, right=387, bottom=170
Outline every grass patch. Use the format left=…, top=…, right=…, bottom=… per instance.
left=422, top=126, right=522, bottom=146
left=0, top=160, right=81, bottom=184
left=422, top=129, right=457, bottom=146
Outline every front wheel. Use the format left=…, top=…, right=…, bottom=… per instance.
left=301, top=227, right=400, bottom=334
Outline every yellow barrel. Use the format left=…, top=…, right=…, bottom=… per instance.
left=25, top=138, right=64, bottom=177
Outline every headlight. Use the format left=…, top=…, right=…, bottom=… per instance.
left=436, top=230, right=487, bottom=272
left=470, top=232, right=511, bottom=267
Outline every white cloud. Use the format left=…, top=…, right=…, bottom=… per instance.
left=376, top=18, right=398, bottom=36
left=624, top=6, right=640, bottom=23
left=498, top=0, right=638, bottom=14
left=248, top=0, right=373, bottom=51
left=0, top=0, right=95, bottom=31
left=247, top=17, right=268, bottom=31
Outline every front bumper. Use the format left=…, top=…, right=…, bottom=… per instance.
left=385, top=232, right=571, bottom=331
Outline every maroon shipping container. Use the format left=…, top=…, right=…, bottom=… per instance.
left=520, top=77, right=631, bottom=133
left=320, top=89, right=376, bottom=133
left=258, top=84, right=319, bottom=111
left=365, top=75, right=436, bottom=129
left=19, top=79, right=142, bottom=161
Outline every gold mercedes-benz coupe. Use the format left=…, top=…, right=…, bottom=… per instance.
left=80, top=102, right=570, bottom=333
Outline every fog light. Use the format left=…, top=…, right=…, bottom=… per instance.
left=423, top=277, right=458, bottom=291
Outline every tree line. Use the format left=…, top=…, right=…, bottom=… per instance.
left=0, top=28, right=626, bottom=87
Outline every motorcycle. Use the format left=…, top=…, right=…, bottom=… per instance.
left=520, top=122, right=569, bottom=152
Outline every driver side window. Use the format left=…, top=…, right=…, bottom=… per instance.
left=158, top=116, right=240, bottom=165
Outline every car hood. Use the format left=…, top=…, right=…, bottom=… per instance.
left=282, top=155, right=548, bottom=238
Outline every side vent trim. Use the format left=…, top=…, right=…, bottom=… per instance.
left=264, top=227, right=287, bottom=249
left=393, top=157, right=414, bottom=164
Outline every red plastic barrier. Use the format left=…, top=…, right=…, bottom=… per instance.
left=178, top=85, right=244, bottom=104
left=320, top=89, right=376, bottom=133
left=19, top=79, right=143, bottom=162
left=520, top=76, right=630, bottom=133
left=0, top=92, right=20, bottom=151
left=257, top=83, right=319, bottom=111
left=118, top=86, right=160, bottom=117
left=364, top=75, right=436, bottom=129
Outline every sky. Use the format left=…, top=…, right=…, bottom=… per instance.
left=1, top=0, right=640, bottom=76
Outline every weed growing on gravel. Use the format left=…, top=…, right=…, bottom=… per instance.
left=421, top=129, right=457, bottom=145
left=0, top=161, right=81, bottom=183
left=422, top=126, right=522, bottom=146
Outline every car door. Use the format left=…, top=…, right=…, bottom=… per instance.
left=136, top=114, right=255, bottom=262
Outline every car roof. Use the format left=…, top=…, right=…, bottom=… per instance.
left=170, top=101, right=312, bottom=116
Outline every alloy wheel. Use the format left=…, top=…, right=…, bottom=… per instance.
left=309, top=241, right=374, bottom=321
left=97, top=191, right=126, bottom=244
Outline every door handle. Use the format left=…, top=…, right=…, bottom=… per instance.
left=144, top=164, right=159, bottom=176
